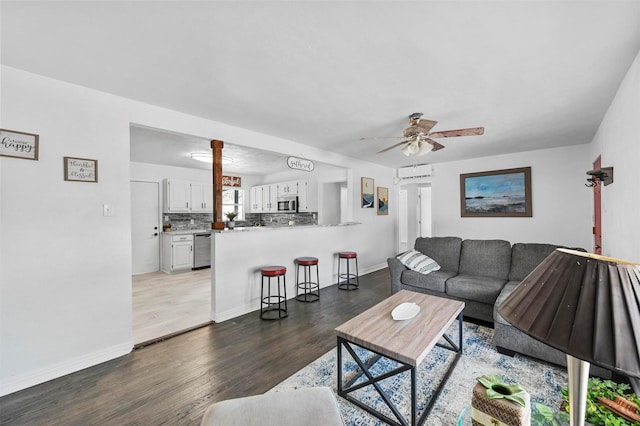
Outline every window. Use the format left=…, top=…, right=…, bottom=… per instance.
left=222, top=188, right=244, bottom=220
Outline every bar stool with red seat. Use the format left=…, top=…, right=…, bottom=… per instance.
left=295, top=256, right=320, bottom=302
left=337, top=251, right=359, bottom=290
left=260, top=265, right=288, bottom=320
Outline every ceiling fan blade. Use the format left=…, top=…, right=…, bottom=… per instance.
left=360, top=136, right=405, bottom=140
left=425, top=138, right=445, bottom=151
left=413, top=119, right=438, bottom=133
left=377, top=140, right=408, bottom=153
left=429, top=127, right=485, bottom=138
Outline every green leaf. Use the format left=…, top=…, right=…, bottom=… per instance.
left=477, top=376, right=494, bottom=389
left=486, top=388, right=506, bottom=400
left=505, top=393, right=527, bottom=408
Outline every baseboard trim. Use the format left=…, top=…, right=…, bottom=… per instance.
left=0, top=342, right=132, bottom=397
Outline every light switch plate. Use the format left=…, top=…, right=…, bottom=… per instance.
left=103, top=204, right=114, bottom=217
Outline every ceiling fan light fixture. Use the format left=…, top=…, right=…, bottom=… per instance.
left=401, top=140, right=420, bottom=156
left=416, top=141, right=434, bottom=156
left=190, top=153, right=233, bottom=164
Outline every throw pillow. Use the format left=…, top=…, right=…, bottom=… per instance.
left=397, top=249, right=441, bottom=274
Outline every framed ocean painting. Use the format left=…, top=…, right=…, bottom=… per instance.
left=361, top=177, right=374, bottom=208
left=377, top=187, right=388, bottom=215
left=460, top=167, right=532, bottom=217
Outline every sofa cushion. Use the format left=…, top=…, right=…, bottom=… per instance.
left=401, top=269, right=457, bottom=293
left=414, top=236, right=462, bottom=273
left=493, top=281, right=520, bottom=325
left=446, top=274, right=507, bottom=304
left=396, top=249, right=441, bottom=274
left=458, top=239, right=511, bottom=280
left=508, top=243, right=562, bottom=281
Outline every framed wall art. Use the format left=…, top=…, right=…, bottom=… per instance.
left=64, top=157, right=98, bottom=183
left=0, top=128, right=39, bottom=160
left=460, top=167, right=532, bottom=217
left=361, top=177, right=374, bottom=208
left=377, top=187, right=388, bottom=215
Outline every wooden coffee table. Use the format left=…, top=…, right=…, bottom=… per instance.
left=335, top=289, right=465, bottom=426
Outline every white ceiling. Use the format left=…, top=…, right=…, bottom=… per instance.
left=2, top=1, right=639, bottom=171
left=129, top=124, right=345, bottom=176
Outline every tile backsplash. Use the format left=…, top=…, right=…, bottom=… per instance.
left=164, top=212, right=318, bottom=230
left=164, top=213, right=213, bottom=231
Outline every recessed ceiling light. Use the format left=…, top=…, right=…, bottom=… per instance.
left=190, top=153, right=233, bottom=164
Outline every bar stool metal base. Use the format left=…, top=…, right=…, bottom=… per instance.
left=295, top=257, right=320, bottom=303
left=260, top=266, right=288, bottom=320
left=337, top=252, right=359, bottom=291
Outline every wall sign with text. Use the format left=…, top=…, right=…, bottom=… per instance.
left=222, top=175, right=242, bottom=187
left=64, top=157, right=98, bottom=183
left=0, top=128, right=39, bottom=160
left=287, top=156, right=314, bottom=172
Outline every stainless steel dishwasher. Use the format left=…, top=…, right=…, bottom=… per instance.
left=193, top=232, right=211, bottom=269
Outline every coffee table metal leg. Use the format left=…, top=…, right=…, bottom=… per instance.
left=337, top=313, right=464, bottom=426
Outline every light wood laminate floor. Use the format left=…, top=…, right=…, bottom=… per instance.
left=132, top=268, right=211, bottom=345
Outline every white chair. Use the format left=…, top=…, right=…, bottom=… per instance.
left=200, top=387, right=345, bottom=426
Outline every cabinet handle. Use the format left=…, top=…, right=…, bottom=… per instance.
left=154, top=233, right=158, bottom=236
left=186, top=202, right=189, bottom=208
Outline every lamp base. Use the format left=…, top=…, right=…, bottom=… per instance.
left=567, top=355, right=590, bottom=426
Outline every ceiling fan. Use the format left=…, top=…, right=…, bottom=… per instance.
left=361, top=113, right=484, bottom=156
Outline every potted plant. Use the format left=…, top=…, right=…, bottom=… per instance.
left=225, top=211, right=238, bottom=229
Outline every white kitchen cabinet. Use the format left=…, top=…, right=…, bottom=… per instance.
left=191, top=183, right=213, bottom=213
left=261, top=184, right=277, bottom=212
left=164, top=179, right=191, bottom=212
left=161, top=233, right=193, bottom=273
left=250, top=186, right=263, bottom=212
left=164, top=179, right=213, bottom=213
left=277, top=181, right=298, bottom=196
left=297, top=181, right=317, bottom=212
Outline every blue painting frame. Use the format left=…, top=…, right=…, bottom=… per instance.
left=460, top=167, right=532, bottom=217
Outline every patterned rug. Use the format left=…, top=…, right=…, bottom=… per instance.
left=270, top=322, right=568, bottom=425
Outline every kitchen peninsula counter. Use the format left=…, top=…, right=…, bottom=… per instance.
left=209, top=221, right=365, bottom=322
left=213, top=222, right=361, bottom=232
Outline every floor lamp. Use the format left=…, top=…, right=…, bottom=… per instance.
left=499, top=249, right=640, bottom=426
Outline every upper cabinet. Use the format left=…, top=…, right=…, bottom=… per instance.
left=164, top=179, right=213, bottom=213
left=164, top=179, right=191, bottom=212
left=191, top=182, right=214, bottom=213
left=277, top=181, right=298, bottom=196
left=297, top=181, right=317, bottom=212
left=250, top=186, right=263, bottom=212
left=251, top=180, right=317, bottom=213
left=262, top=184, right=277, bottom=212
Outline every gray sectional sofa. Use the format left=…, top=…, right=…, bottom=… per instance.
left=387, top=236, right=610, bottom=377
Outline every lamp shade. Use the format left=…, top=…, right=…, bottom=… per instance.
left=499, top=248, right=640, bottom=378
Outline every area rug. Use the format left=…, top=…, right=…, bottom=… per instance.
left=270, top=322, right=568, bottom=425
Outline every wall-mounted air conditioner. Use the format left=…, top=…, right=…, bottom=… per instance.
left=397, top=164, right=433, bottom=179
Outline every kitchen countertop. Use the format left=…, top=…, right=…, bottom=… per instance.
left=163, top=222, right=361, bottom=234
left=214, top=222, right=361, bottom=233
left=163, top=229, right=212, bottom=235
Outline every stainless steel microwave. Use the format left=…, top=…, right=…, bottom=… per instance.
left=277, top=196, right=298, bottom=212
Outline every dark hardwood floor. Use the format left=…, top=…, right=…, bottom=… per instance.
left=0, top=269, right=391, bottom=425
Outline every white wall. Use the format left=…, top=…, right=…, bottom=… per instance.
left=430, top=145, right=592, bottom=249
left=589, top=49, right=640, bottom=263
left=0, top=66, right=396, bottom=396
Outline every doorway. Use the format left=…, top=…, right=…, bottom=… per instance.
left=131, top=181, right=160, bottom=274
left=130, top=179, right=211, bottom=346
left=418, top=186, right=432, bottom=238
left=398, top=183, right=432, bottom=253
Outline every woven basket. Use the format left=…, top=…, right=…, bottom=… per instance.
left=471, top=382, right=531, bottom=426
